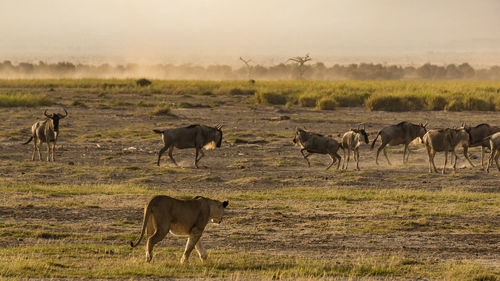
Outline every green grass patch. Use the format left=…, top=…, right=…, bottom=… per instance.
left=0, top=93, right=53, bottom=107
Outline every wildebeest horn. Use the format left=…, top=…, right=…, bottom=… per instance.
left=215, top=124, right=223, bottom=130
left=44, top=110, right=53, bottom=118
left=60, top=107, right=68, bottom=118
left=423, top=122, right=428, bottom=127
left=363, top=123, right=366, bottom=130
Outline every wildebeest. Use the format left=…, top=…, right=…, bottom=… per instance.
left=23, top=108, right=68, bottom=161
left=462, top=123, right=500, bottom=168
left=136, top=78, right=152, bottom=87
left=485, top=132, right=500, bottom=173
left=371, top=121, right=427, bottom=165
left=342, top=125, right=369, bottom=170
left=153, top=124, right=223, bottom=168
left=423, top=128, right=474, bottom=174
left=293, top=128, right=342, bottom=170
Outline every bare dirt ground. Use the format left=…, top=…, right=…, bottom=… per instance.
left=0, top=88, right=499, bottom=279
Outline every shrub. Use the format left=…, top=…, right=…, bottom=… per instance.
left=255, top=92, right=287, bottom=105
left=333, top=92, right=371, bottom=107
left=365, top=95, right=407, bottom=112
left=151, top=103, right=172, bottom=115
left=463, top=96, right=493, bottom=111
left=404, top=95, right=426, bottom=111
left=298, top=95, right=318, bottom=107
left=445, top=99, right=465, bottom=111
left=0, top=93, right=53, bottom=107
left=426, top=95, right=447, bottom=110
left=70, top=100, right=88, bottom=108
left=316, top=96, right=338, bottom=110
left=229, top=88, right=255, bottom=96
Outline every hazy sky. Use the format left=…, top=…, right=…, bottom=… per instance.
left=1, top=0, right=500, bottom=64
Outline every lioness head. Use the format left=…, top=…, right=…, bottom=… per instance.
left=209, top=200, right=229, bottom=224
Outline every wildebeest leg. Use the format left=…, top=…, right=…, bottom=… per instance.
left=168, top=146, right=178, bottom=166
left=181, top=227, right=203, bottom=264
left=32, top=140, right=37, bottom=161
left=426, top=146, right=433, bottom=173
left=403, top=144, right=408, bottom=164
left=46, top=142, right=51, bottom=162
left=452, top=150, right=459, bottom=172
left=335, top=152, right=342, bottom=170
left=343, top=149, right=350, bottom=170
left=194, top=147, right=202, bottom=168
left=156, top=146, right=168, bottom=166
left=36, top=140, right=42, bottom=161
left=51, top=142, right=56, bottom=161
left=382, top=148, right=391, bottom=166
left=375, top=142, right=386, bottom=165
left=481, top=147, right=485, bottom=169
left=195, top=240, right=208, bottom=261
left=462, top=146, right=475, bottom=168
left=326, top=154, right=335, bottom=170
left=495, top=151, right=500, bottom=172
left=355, top=148, right=360, bottom=170
left=300, top=149, right=311, bottom=167
left=442, top=151, right=448, bottom=174
left=145, top=220, right=169, bottom=262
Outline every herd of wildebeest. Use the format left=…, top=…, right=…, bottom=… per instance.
left=19, top=107, right=500, bottom=263
left=23, top=108, right=500, bottom=174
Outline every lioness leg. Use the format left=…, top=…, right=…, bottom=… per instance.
left=180, top=227, right=202, bottom=264
left=195, top=240, right=208, bottom=261
left=145, top=219, right=169, bottom=262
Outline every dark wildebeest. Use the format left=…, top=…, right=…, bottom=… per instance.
left=341, top=125, right=369, bottom=170
left=136, top=78, right=152, bottom=87
left=371, top=121, right=427, bottom=165
left=485, top=132, right=500, bottom=173
left=23, top=108, right=68, bottom=161
left=423, top=128, right=474, bottom=174
left=462, top=123, right=500, bottom=168
left=293, top=128, right=342, bottom=170
left=154, top=124, right=223, bottom=168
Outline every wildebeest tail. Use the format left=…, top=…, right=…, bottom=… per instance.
left=23, top=136, right=33, bottom=145
left=370, top=131, right=381, bottom=150
left=153, top=129, right=164, bottom=134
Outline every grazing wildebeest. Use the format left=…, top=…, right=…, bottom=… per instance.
left=23, top=108, right=68, bottom=161
left=371, top=121, right=427, bottom=165
left=136, top=78, right=152, bottom=87
left=153, top=124, right=223, bottom=168
left=293, top=128, right=342, bottom=170
left=423, top=128, right=474, bottom=174
left=462, top=123, right=500, bottom=168
left=342, top=125, right=369, bottom=170
left=485, top=132, right=500, bottom=173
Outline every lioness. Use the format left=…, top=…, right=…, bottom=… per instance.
left=130, top=195, right=229, bottom=263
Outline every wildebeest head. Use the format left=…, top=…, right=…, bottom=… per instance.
left=417, top=122, right=428, bottom=142
left=293, top=128, right=306, bottom=145
left=44, top=108, right=68, bottom=131
left=356, top=124, right=369, bottom=144
left=214, top=124, right=223, bottom=147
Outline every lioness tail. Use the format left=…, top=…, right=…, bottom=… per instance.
left=130, top=200, right=153, bottom=248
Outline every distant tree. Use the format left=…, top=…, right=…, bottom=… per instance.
left=458, top=63, right=475, bottom=79
left=239, top=57, right=253, bottom=80
left=287, top=54, right=312, bottom=80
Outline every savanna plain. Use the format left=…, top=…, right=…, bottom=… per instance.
left=0, top=79, right=499, bottom=280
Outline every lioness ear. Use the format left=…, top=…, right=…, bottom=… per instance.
left=222, top=201, right=229, bottom=208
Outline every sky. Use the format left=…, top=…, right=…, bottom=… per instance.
left=1, top=0, right=500, bottom=65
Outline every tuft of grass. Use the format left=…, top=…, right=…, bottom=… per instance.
left=255, top=92, right=287, bottom=105
left=316, top=96, right=338, bottom=110
left=0, top=93, right=53, bottom=107
left=298, top=94, right=318, bottom=107
left=151, top=103, right=173, bottom=115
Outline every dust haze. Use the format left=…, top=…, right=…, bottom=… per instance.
left=1, top=0, right=500, bottom=77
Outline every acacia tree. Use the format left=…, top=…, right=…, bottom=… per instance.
left=287, top=54, right=312, bottom=80
left=239, top=57, right=253, bottom=80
